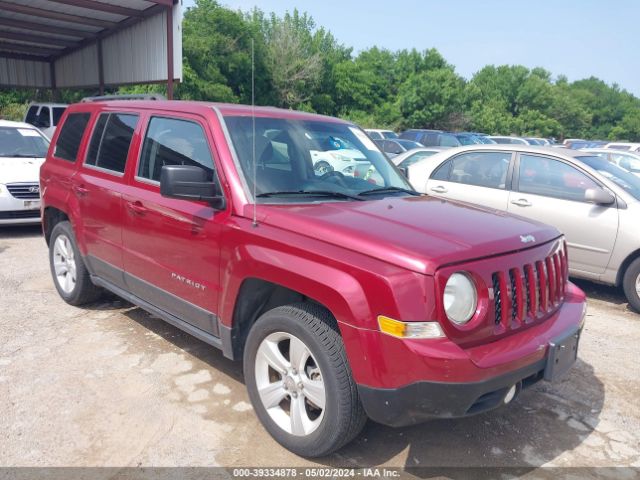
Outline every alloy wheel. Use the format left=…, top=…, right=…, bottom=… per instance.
left=53, top=234, right=77, bottom=294
left=254, top=331, right=326, bottom=436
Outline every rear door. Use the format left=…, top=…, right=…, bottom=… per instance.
left=507, top=153, right=619, bottom=276
left=425, top=150, right=514, bottom=210
left=121, top=114, right=224, bottom=336
left=74, top=111, right=140, bottom=288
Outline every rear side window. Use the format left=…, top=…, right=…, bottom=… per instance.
left=450, top=151, right=511, bottom=189
left=36, top=107, right=51, bottom=129
left=138, top=117, right=214, bottom=182
left=85, top=113, right=138, bottom=174
left=431, top=160, right=452, bottom=181
left=25, top=106, right=38, bottom=125
left=53, top=113, right=91, bottom=162
left=52, top=107, right=66, bottom=126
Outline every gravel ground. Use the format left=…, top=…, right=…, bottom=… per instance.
left=0, top=225, right=639, bottom=475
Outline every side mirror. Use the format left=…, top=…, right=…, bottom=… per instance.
left=398, top=166, right=409, bottom=178
left=584, top=187, right=615, bottom=206
left=160, top=165, right=226, bottom=210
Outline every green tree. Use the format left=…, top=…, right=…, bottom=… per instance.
left=396, top=67, right=466, bottom=129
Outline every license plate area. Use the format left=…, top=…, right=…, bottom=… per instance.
left=24, top=200, right=41, bottom=209
left=544, top=328, right=581, bottom=382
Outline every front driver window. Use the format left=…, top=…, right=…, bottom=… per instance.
left=138, top=117, right=215, bottom=182
left=518, top=154, right=599, bottom=202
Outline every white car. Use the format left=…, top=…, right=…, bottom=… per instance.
left=23, top=102, right=68, bottom=140
left=582, top=148, right=640, bottom=177
left=604, top=142, right=640, bottom=152
left=487, top=136, right=532, bottom=145
left=0, top=120, right=49, bottom=225
left=390, top=147, right=449, bottom=167
left=364, top=129, right=398, bottom=140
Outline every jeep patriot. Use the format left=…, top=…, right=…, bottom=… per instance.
left=40, top=100, right=586, bottom=456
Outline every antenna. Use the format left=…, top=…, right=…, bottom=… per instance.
left=251, top=38, right=258, bottom=228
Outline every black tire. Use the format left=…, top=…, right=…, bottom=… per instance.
left=49, top=221, right=102, bottom=306
left=243, top=303, right=367, bottom=457
left=622, top=257, right=640, bottom=312
left=313, top=161, right=333, bottom=175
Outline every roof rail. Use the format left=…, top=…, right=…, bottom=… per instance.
left=81, top=94, right=167, bottom=102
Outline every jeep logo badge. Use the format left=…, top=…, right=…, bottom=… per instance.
left=520, top=234, right=536, bottom=244
left=29, top=186, right=40, bottom=194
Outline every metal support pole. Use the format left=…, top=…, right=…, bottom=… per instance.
left=97, top=39, right=105, bottom=95
left=166, top=4, right=174, bottom=100
left=49, top=61, right=58, bottom=101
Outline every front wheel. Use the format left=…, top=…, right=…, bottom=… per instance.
left=622, top=257, right=640, bottom=312
left=243, top=303, right=366, bottom=457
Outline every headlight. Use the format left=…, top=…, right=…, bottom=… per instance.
left=443, top=272, right=477, bottom=324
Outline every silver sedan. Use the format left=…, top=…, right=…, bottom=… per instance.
left=407, top=144, right=640, bottom=312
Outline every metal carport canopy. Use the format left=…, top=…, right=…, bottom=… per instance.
left=0, top=0, right=182, bottom=98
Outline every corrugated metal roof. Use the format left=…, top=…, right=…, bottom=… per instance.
left=0, top=0, right=181, bottom=89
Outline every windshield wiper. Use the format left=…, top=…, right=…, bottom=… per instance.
left=3, top=154, right=40, bottom=158
left=256, top=190, right=365, bottom=201
left=357, top=186, right=421, bottom=196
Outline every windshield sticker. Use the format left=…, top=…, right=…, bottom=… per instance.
left=349, top=127, right=378, bottom=151
left=18, top=129, right=40, bottom=137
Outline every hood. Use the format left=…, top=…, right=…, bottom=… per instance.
left=252, top=196, right=561, bottom=275
left=0, top=157, right=45, bottom=184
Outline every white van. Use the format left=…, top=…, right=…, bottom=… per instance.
left=23, top=103, right=68, bottom=140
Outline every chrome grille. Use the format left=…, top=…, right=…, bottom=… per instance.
left=492, top=246, right=568, bottom=329
left=7, top=183, right=40, bottom=199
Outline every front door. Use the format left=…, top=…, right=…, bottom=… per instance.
left=507, top=153, right=619, bottom=276
left=121, top=114, right=224, bottom=336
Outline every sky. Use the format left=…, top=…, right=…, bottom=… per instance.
left=182, top=0, right=640, bottom=96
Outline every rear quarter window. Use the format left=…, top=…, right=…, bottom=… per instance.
left=53, top=113, right=91, bottom=162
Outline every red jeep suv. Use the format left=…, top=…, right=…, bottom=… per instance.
left=40, top=99, right=586, bottom=457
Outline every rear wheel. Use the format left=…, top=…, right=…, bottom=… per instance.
left=49, top=221, right=102, bottom=305
left=243, top=303, right=366, bottom=457
left=622, top=257, right=640, bottom=312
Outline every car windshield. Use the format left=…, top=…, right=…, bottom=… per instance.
left=456, top=135, right=481, bottom=146
left=0, top=126, right=49, bottom=158
left=223, top=116, right=412, bottom=202
left=396, top=139, right=422, bottom=150
left=382, top=131, right=398, bottom=139
left=577, top=155, right=640, bottom=201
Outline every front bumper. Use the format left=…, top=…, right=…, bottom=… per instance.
left=0, top=192, right=41, bottom=225
left=359, top=357, right=548, bottom=427
left=348, top=284, right=586, bottom=427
